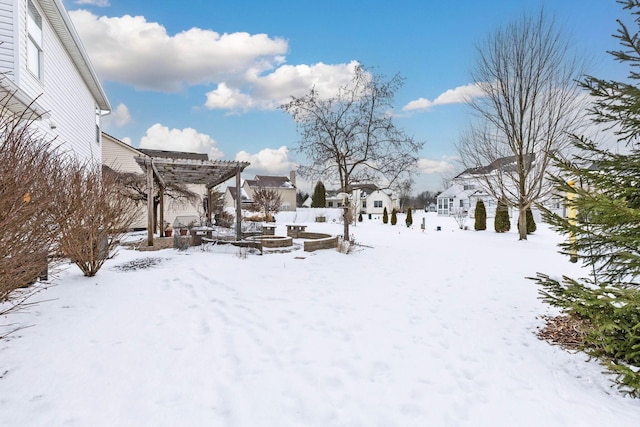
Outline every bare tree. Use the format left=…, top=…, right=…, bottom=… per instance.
left=281, top=65, right=423, bottom=241
left=458, top=11, right=587, bottom=240
left=251, top=187, right=282, bottom=222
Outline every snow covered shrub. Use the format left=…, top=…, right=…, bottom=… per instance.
left=474, top=200, right=487, bottom=231
left=494, top=199, right=511, bottom=232
left=382, top=207, right=388, bottom=224
left=405, top=207, right=413, bottom=227
left=391, top=208, right=397, bottom=225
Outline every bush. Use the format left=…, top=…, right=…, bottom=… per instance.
left=526, top=207, right=537, bottom=234
left=54, top=162, right=138, bottom=277
left=382, top=207, right=388, bottom=224
left=474, top=200, right=487, bottom=231
left=0, top=90, right=65, bottom=301
left=405, top=207, right=413, bottom=227
left=391, top=208, right=397, bottom=225
left=532, top=273, right=640, bottom=397
left=494, top=198, right=511, bottom=232
left=358, top=211, right=363, bottom=222
left=216, top=211, right=234, bottom=228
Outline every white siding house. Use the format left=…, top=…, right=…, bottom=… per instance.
left=0, top=0, right=110, bottom=163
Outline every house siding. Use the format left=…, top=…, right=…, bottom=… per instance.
left=102, top=134, right=144, bottom=174
left=0, top=0, right=104, bottom=164
left=0, top=0, right=15, bottom=75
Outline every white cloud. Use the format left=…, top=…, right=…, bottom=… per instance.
left=139, top=124, right=224, bottom=160
left=235, top=146, right=296, bottom=174
left=69, top=10, right=288, bottom=92
left=402, top=83, right=485, bottom=112
left=104, top=103, right=132, bottom=127
left=75, top=0, right=110, bottom=6
left=121, top=136, right=132, bottom=146
left=205, top=61, right=361, bottom=112
left=417, top=158, right=456, bottom=174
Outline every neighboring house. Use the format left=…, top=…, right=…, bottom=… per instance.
left=0, top=0, right=111, bottom=163
left=242, top=172, right=297, bottom=211
left=358, top=188, right=399, bottom=216
left=325, top=184, right=399, bottom=216
left=101, top=133, right=206, bottom=230
left=437, top=153, right=561, bottom=217
left=223, top=186, right=253, bottom=211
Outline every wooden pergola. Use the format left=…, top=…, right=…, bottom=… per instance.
left=135, top=154, right=250, bottom=246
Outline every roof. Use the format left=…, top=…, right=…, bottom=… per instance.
left=38, top=0, right=110, bottom=111
left=138, top=148, right=208, bottom=161
left=226, top=186, right=252, bottom=202
left=0, top=79, right=49, bottom=119
left=246, top=175, right=296, bottom=189
left=458, top=153, right=536, bottom=177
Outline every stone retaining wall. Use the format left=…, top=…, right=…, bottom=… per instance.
left=304, top=235, right=339, bottom=252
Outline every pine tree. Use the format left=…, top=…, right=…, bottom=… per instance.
left=358, top=211, right=363, bottom=222
left=494, top=198, right=510, bottom=233
left=405, top=207, right=413, bottom=227
left=531, top=1, right=640, bottom=396
left=391, top=208, right=397, bottom=225
left=311, top=181, right=326, bottom=208
left=382, top=207, right=388, bottom=224
left=474, top=200, right=487, bottom=231
left=526, top=207, right=536, bottom=234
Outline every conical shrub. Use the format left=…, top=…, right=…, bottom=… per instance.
left=405, top=207, right=413, bottom=227
left=474, top=200, right=487, bottom=231
left=526, top=207, right=537, bottom=234
left=391, top=208, right=397, bottom=225
left=494, top=198, right=511, bottom=233
left=383, top=207, right=388, bottom=224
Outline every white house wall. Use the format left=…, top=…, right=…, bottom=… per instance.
left=0, top=1, right=15, bottom=75
left=0, top=0, right=104, bottom=163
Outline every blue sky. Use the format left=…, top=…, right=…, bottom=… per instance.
left=65, top=0, right=626, bottom=193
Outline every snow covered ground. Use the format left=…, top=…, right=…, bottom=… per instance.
left=1, top=211, right=639, bottom=426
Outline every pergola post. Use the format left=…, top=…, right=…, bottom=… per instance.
left=146, top=159, right=154, bottom=246
left=159, top=186, right=165, bottom=237
left=207, top=187, right=213, bottom=226
left=235, top=166, right=242, bottom=241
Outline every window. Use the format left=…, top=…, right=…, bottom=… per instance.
left=27, top=1, right=43, bottom=79
left=328, top=201, right=333, bottom=207
left=362, top=201, right=366, bottom=208
left=463, top=184, right=475, bottom=190
left=374, top=200, right=382, bottom=208
left=460, top=199, right=465, bottom=208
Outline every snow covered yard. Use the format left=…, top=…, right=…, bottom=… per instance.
left=1, top=212, right=639, bottom=426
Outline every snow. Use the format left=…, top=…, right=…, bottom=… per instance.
left=1, top=211, right=639, bottom=426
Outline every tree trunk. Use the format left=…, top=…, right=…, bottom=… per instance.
left=518, top=206, right=528, bottom=240
left=343, top=207, right=350, bottom=242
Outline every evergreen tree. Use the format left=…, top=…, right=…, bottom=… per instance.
left=391, top=208, right=398, bottom=225
left=405, top=207, right=413, bottom=227
left=382, top=207, right=388, bottom=224
left=526, top=207, right=536, bottom=234
left=358, top=211, right=363, bottom=222
left=494, top=198, right=510, bottom=233
left=531, top=1, right=640, bottom=396
left=311, top=181, right=326, bottom=208
left=474, top=200, right=487, bottom=231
